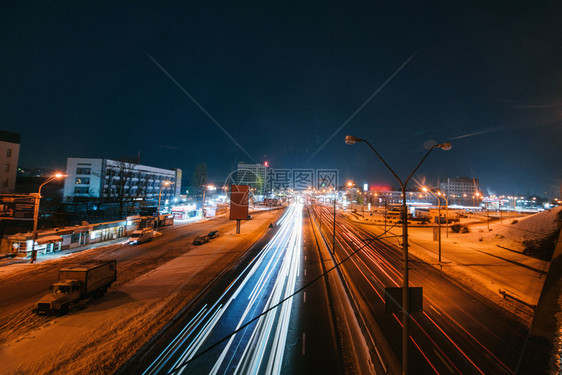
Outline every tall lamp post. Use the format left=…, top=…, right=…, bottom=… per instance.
left=346, top=135, right=451, bottom=375
left=30, top=173, right=65, bottom=264
left=201, top=185, right=216, bottom=218
left=156, top=181, right=171, bottom=230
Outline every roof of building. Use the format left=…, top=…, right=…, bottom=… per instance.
left=0, top=130, right=21, bottom=144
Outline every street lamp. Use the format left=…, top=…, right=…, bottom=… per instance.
left=201, top=185, right=216, bottom=217
left=155, top=181, right=171, bottom=230
left=30, top=173, right=65, bottom=263
left=438, top=191, right=450, bottom=238
left=422, top=186, right=443, bottom=262
left=346, top=135, right=451, bottom=375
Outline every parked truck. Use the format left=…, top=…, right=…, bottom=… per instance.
left=128, top=228, right=153, bottom=244
left=36, top=261, right=117, bottom=315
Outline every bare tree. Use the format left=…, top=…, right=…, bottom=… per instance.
left=191, top=163, right=207, bottom=199
left=104, top=157, right=140, bottom=217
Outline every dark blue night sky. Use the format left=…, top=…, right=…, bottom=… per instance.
left=2, top=1, right=561, bottom=196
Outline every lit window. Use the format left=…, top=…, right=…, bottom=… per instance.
left=75, top=177, right=90, bottom=185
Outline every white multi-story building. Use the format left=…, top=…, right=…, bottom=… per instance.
left=0, top=130, right=20, bottom=193
left=63, top=157, right=181, bottom=205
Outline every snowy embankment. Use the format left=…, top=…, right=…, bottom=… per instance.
left=0, top=209, right=283, bottom=375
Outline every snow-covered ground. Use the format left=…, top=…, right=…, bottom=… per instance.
left=351, top=206, right=561, bottom=323
left=0, top=209, right=283, bottom=375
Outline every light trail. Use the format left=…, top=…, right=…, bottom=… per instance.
left=142, top=203, right=303, bottom=375
left=311, top=204, right=521, bottom=374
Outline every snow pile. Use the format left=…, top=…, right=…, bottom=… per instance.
left=467, top=206, right=561, bottom=257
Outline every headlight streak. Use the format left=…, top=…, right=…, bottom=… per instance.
left=233, top=204, right=302, bottom=374
left=160, top=204, right=428, bottom=375
left=147, top=204, right=304, bottom=375
left=143, top=206, right=295, bottom=375
left=142, top=306, right=209, bottom=375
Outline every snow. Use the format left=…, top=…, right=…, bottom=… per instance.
left=0, top=209, right=284, bottom=375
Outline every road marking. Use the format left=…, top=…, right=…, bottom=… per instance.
left=429, top=304, right=442, bottom=316
left=302, top=332, right=306, bottom=355
left=303, top=291, right=307, bottom=302
left=433, top=349, right=454, bottom=373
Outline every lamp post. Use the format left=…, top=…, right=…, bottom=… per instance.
left=439, top=191, right=450, bottom=238
left=30, top=173, right=65, bottom=264
left=422, top=187, right=443, bottom=262
left=346, top=135, right=451, bottom=375
left=156, top=181, right=171, bottom=230
left=201, top=185, right=216, bottom=218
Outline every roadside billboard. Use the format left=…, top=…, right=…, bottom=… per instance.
left=0, top=194, right=36, bottom=220
left=230, top=185, right=249, bottom=220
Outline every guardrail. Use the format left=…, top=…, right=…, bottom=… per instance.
left=498, top=289, right=536, bottom=310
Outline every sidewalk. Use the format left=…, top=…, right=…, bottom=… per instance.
left=347, top=207, right=561, bottom=320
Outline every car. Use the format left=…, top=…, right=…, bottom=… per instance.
left=193, top=235, right=210, bottom=245
left=208, top=231, right=219, bottom=239
left=128, top=228, right=153, bottom=244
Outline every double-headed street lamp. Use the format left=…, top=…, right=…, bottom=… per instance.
left=156, top=181, right=171, bottom=230
left=345, top=135, right=451, bottom=375
left=30, top=173, right=65, bottom=264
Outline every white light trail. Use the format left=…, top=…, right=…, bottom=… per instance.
left=144, top=203, right=304, bottom=375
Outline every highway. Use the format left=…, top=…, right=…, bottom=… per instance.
left=138, top=203, right=345, bottom=374
left=310, top=204, right=528, bottom=374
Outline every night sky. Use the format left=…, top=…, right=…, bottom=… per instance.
left=2, top=1, right=561, bottom=196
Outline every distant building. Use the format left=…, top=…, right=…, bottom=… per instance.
left=236, top=162, right=268, bottom=194
left=439, top=177, right=481, bottom=206
left=62, top=157, right=182, bottom=206
left=0, top=130, right=20, bottom=193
